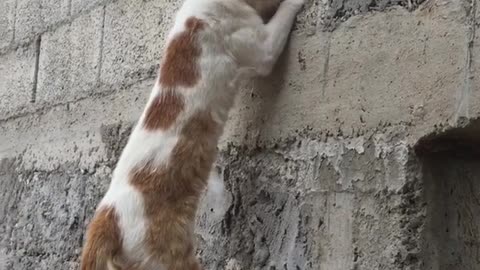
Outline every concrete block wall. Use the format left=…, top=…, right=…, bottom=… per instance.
left=1, top=0, right=479, bottom=269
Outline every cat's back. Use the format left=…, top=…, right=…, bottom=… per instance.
left=169, top=0, right=261, bottom=40
left=157, top=0, right=264, bottom=110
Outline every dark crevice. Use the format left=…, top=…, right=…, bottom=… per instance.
left=96, top=6, right=107, bottom=84
left=415, top=118, right=480, bottom=158
left=31, top=35, right=42, bottom=103
left=416, top=119, right=480, bottom=269
left=323, top=0, right=427, bottom=31
left=11, top=0, right=18, bottom=45
left=321, top=37, right=331, bottom=98
left=456, top=0, right=477, bottom=122
left=67, top=0, right=72, bottom=17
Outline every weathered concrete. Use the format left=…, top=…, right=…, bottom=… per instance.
left=71, top=0, right=108, bottom=15
left=1, top=0, right=479, bottom=269
left=222, top=0, right=471, bottom=148
left=197, top=129, right=424, bottom=270
left=101, top=0, right=181, bottom=86
left=15, top=0, right=71, bottom=44
left=0, top=44, right=37, bottom=119
left=0, top=0, right=16, bottom=52
left=417, top=120, right=480, bottom=270
left=36, top=7, right=104, bottom=105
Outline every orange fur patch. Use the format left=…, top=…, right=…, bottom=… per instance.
left=159, top=17, right=206, bottom=88
left=131, top=111, right=219, bottom=268
left=144, top=17, right=206, bottom=131
left=80, top=207, right=122, bottom=270
left=143, top=91, right=185, bottom=131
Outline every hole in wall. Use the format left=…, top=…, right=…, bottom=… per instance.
left=415, top=119, right=480, bottom=270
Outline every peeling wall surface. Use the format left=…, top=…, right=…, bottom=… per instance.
left=1, top=0, right=480, bottom=269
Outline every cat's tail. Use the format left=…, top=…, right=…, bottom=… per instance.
left=80, top=207, right=122, bottom=270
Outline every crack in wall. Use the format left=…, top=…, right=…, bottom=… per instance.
left=11, top=0, right=18, bottom=46
left=321, top=36, right=331, bottom=98
left=67, top=0, right=72, bottom=18
left=455, top=0, right=477, bottom=123
left=31, top=35, right=41, bottom=103
left=96, top=6, right=106, bottom=83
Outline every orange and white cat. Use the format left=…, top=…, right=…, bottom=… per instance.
left=80, top=0, right=304, bottom=269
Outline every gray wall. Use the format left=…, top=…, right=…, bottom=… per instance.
left=1, top=0, right=480, bottom=269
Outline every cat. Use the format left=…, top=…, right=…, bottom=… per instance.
left=80, top=0, right=304, bottom=269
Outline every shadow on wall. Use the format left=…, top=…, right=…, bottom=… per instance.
left=415, top=119, right=480, bottom=270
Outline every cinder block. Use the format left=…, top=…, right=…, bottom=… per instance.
left=0, top=0, right=15, bottom=52
left=15, top=0, right=70, bottom=44
left=324, top=7, right=466, bottom=132
left=222, top=2, right=468, bottom=146
left=36, top=7, right=103, bottom=104
left=1, top=79, right=152, bottom=172
left=0, top=44, right=36, bottom=119
left=100, top=0, right=181, bottom=86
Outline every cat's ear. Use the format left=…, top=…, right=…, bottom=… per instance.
left=244, top=0, right=283, bottom=22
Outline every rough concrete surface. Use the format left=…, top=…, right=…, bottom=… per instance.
left=0, top=0, right=16, bottom=52
left=0, top=44, right=37, bottom=119
left=15, top=0, right=71, bottom=44
left=1, top=0, right=480, bottom=269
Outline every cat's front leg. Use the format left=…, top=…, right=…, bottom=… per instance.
left=256, top=0, right=305, bottom=76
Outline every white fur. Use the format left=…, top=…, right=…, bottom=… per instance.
left=100, top=183, right=147, bottom=259
left=99, top=115, right=180, bottom=263
left=94, top=0, right=305, bottom=266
